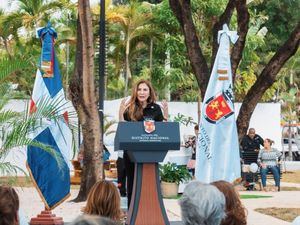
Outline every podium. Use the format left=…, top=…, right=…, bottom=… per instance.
left=115, top=122, right=180, bottom=225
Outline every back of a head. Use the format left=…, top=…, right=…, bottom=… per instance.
left=179, top=181, right=226, bottom=225
left=0, top=186, right=19, bottom=225
left=70, top=215, right=117, bottom=225
left=211, top=180, right=247, bottom=225
left=292, top=216, right=300, bottom=225
left=84, top=181, right=121, bottom=221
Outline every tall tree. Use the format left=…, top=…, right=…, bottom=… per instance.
left=7, top=0, right=67, bottom=29
left=107, top=1, right=157, bottom=95
left=69, top=0, right=103, bottom=201
left=169, top=0, right=300, bottom=140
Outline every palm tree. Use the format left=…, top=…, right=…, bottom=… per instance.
left=0, top=84, right=76, bottom=177
left=4, top=0, right=75, bottom=35
left=69, top=0, right=102, bottom=201
left=107, top=1, right=161, bottom=95
left=0, top=10, right=23, bottom=59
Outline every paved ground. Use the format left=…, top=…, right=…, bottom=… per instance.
left=17, top=184, right=300, bottom=225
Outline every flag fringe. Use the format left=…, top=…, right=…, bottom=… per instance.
left=26, top=162, right=71, bottom=210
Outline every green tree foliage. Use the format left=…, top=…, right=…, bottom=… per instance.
left=0, top=0, right=299, bottom=118
left=254, top=0, right=300, bottom=51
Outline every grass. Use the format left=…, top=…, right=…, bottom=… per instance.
left=255, top=207, right=300, bottom=222
left=282, top=170, right=300, bottom=183
left=280, top=186, right=300, bottom=191
left=163, top=194, right=182, bottom=200
left=71, top=185, right=80, bottom=189
left=0, top=176, right=32, bottom=187
left=164, top=194, right=274, bottom=200
left=240, top=194, right=272, bottom=199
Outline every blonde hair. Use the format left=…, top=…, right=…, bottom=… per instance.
left=84, top=181, right=121, bottom=221
left=127, top=79, right=157, bottom=121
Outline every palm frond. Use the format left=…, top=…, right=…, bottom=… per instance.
left=0, top=110, right=21, bottom=125
left=0, top=58, right=32, bottom=82
left=0, top=94, right=75, bottom=172
left=104, top=119, right=117, bottom=133
left=27, top=96, right=74, bottom=122
left=105, top=130, right=116, bottom=136
left=0, top=84, right=13, bottom=110
left=0, top=162, right=27, bottom=177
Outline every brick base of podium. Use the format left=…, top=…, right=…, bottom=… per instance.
left=30, top=210, right=63, bottom=225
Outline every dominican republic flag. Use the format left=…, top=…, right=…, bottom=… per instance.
left=27, top=23, right=72, bottom=209
left=195, top=24, right=241, bottom=183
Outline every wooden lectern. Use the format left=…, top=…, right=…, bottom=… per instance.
left=114, top=122, right=180, bottom=225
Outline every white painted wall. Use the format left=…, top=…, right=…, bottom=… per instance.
left=2, top=100, right=282, bottom=175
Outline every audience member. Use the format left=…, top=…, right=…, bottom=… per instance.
left=257, top=138, right=282, bottom=191
left=83, top=180, right=122, bottom=223
left=179, top=181, right=226, bottom=225
left=0, top=186, right=20, bottom=225
left=240, top=128, right=264, bottom=188
left=292, top=216, right=300, bottom=225
left=70, top=215, right=117, bottom=225
left=241, top=128, right=264, bottom=153
left=185, top=124, right=199, bottom=176
left=211, top=180, right=247, bottom=225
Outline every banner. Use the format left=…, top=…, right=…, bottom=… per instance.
left=195, top=24, right=241, bottom=183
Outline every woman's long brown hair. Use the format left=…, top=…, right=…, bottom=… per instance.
left=0, top=186, right=19, bottom=225
left=211, top=180, right=247, bottom=225
left=127, top=79, right=157, bottom=121
left=84, top=180, right=121, bottom=221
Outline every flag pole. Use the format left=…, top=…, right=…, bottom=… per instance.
left=99, top=0, right=106, bottom=136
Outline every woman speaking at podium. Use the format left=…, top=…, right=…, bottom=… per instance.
left=118, top=79, right=168, bottom=207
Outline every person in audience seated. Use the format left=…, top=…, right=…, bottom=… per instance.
left=84, top=180, right=122, bottom=223
left=70, top=215, right=117, bottom=225
left=211, top=180, right=247, bottom=225
left=257, top=138, right=282, bottom=192
left=0, top=186, right=20, bottom=225
left=179, top=181, right=226, bottom=225
left=241, top=128, right=264, bottom=190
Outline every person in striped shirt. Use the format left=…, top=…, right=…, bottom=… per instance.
left=257, top=138, right=282, bottom=191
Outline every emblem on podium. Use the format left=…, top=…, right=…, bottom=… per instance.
left=144, top=119, right=155, bottom=133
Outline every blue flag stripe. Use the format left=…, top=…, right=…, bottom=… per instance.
left=27, top=127, right=70, bottom=208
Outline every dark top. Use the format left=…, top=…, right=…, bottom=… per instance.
left=241, top=134, right=264, bottom=152
left=123, top=102, right=164, bottom=122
